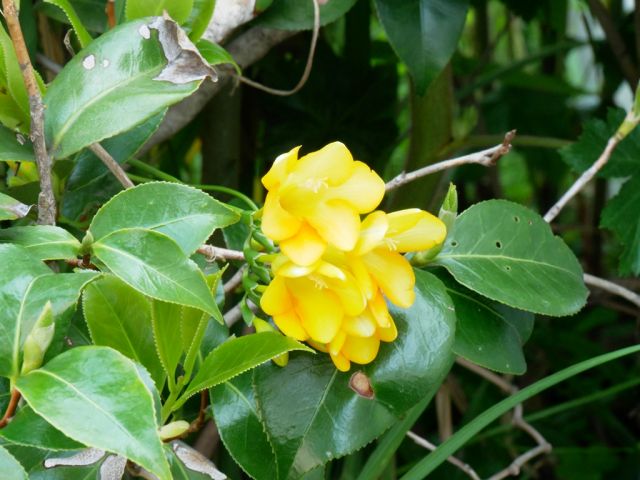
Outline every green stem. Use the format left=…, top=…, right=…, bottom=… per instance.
left=127, top=158, right=180, bottom=182
left=192, top=184, right=258, bottom=211
left=400, top=344, right=640, bottom=480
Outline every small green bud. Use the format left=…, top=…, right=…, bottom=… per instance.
left=80, top=231, right=94, bottom=255
left=438, top=183, right=458, bottom=232
left=21, top=302, right=55, bottom=375
left=158, top=420, right=190, bottom=440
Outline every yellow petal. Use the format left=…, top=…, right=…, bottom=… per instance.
left=378, top=319, right=398, bottom=342
left=291, top=278, right=343, bottom=343
left=280, top=224, right=326, bottom=267
left=293, top=142, right=354, bottom=186
left=273, top=310, right=308, bottom=341
left=329, top=330, right=346, bottom=356
left=307, top=340, right=328, bottom=352
left=261, top=193, right=302, bottom=242
left=341, top=335, right=380, bottom=365
left=260, top=276, right=292, bottom=316
left=326, top=272, right=366, bottom=316
left=325, top=161, right=385, bottom=212
left=386, top=209, right=447, bottom=252
left=369, top=291, right=392, bottom=328
left=354, top=210, right=388, bottom=255
left=262, top=146, right=300, bottom=191
left=363, top=249, right=415, bottom=308
left=307, top=200, right=360, bottom=251
left=346, top=256, right=375, bottom=300
left=330, top=351, right=351, bottom=371
left=343, top=311, right=377, bottom=337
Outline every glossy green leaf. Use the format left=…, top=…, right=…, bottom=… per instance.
left=126, top=0, right=194, bottom=24
left=561, top=109, right=640, bottom=178
left=17, top=346, right=171, bottom=480
left=0, top=125, right=34, bottom=162
left=0, top=407, right=82, bottom=451
left=254, top=0, right=357, bottom=30
left=401, top=343, right=640, bottom=480
left=374, top=0, right=469, bottom=94
left=211, top=372, right=277, bottom=480
left=184, top=0, right=216, bottom=41
left=89, top=182, right=239, bottom=254
left=0, top=226, right=81, bottom=261
left=600, top=176, right=640, bottom=276
left=0, top=445, right=27, bottom=480
left=196, top=39, right=240, bottom=74
left=435, top=200, right=588, bottom=316
left=0, top=26, right=29, bottom=125
left=43, top=0, right=93, bottom=48
left=0, top=246, right=50, bottom=378
left=92, top=228, right=218, bottom=315
left=152, top=300, right=184, bottom=380
left=0, top=192, right=31, bottom=221
left=61, top=111, right=164, bottom=221
left=44, top=17, right=214, bottom=159
left=37, top=0, right=107, bottom=33
left=438, top=272, right=534, bottom=374
left=252, top=270, right=455, bottom=479
left=83, top=275, right=165, bottom=387
left=174, top=332, right=312, bottom=410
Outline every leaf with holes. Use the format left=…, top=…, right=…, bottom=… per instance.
left=0, top=226, right=81, bottom=261
left=252, top=270, right=455, bottom=479
left=44, top=17, right=214, bottom=159
left=374, top=0, right=469, bottom=94
left=16, top=347, right=171, bottom=480
left=435, top=200, right=587, bottom=316
left=92, top=228, right=218, bottom=316
left=89, top=182, right=239, bottom=255
left=437, top=271, right=534, bottom=374
left=0, top=192, right=31, bottom=221
left=83, top=275, right=165, bottom=388
left=0, top=445, right=27, bottom=480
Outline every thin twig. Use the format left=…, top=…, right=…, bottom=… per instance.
left=583, top=273, right=640, bottom=309
left=89, top=143, right=135, bottom=189
left=543, top=135, right=621, bottom=222
left=35, top=53, right=62, bottom=75
left=223, top=266, right=246, bottom=296
left=406, top=431, right=481, bottom=480
left=385, top=130, right=515, bottom=192
left=237, top=0, right=319, bottom=96
left=188, top=391, right=209, bottom=434
left=0, top=389, right=21, bottom=428
left=456, top=358, right=552, bottom=479
left=223, top=299, right=258, bottom=327
left=197, top=245, right=245, bottom=262
left=2, top=0, right=56, bottom=225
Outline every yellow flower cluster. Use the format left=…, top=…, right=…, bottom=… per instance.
left=260, top=142, right=446, bottom=371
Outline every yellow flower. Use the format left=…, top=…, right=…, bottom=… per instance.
left=261, top=142, right=385, bottom=266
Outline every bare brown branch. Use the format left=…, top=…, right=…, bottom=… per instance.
left=89, top=143, right=135, bottom=189
left=406, top=430, right=481, bottom=480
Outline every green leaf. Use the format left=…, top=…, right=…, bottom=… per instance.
left=211, top=372, right=277, bottom=480
left=0, top=445, right=27, bottom=480
left=0, top=406, right=83, bottom=451
left=126, top=0, right=195, bottom=24
left=174, top=332, right=312, bottom=410
left=600, top=176, right=640, bottom=276
left=61, top=111, right=164, bottom=221
left=438, top=271, right=534, bottom=374
left=0, top=26, right=29, bottom=126
left=0, top=125, right=34, bottom=162
left=0, top=226, right=81, bottom=261
left=0, top=192, right=31, bottom=221
left=44, top=17, right=214, bottom=159
left=400, top=343, right=640, bottom=480
left=435, top=200, right=588, bottom=316
left=196, top=39, right=240, bottom=74
left=83, top=275, right=165, bottom=388
left=89, top=182, right=239, bottom=254
left=0, top=94, right=27, bottom=132
left=16, top=346, right=171, bottom=480
left=0, top=246, right=50, bottom=378
left=36, top=0, right=107, bottom=34
left=252, top=270, right=455, bottom=479
left=374, top=0, right=469, bottom=94
left=151, top=300, right=184, bottom=381
left=43, top=0, right=93, bottom=48
left=561, top=109, right=640, bottom=178
left=254, top=0, right=357, bottom=29
left=92, top=228, right=218, bottom=315
left=184, top=0, right=216, bottom=41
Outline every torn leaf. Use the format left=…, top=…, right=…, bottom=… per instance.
left=149, top=14, right=217, bottom=84
left=99, top=455, right=127, bottom=480
left=0, top=192, right=32, bottom=221
left=44, top=448, right=106, bottom=468
left=172, top=441, right=227, bottom=480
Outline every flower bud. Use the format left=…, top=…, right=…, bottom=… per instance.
left=21, top=302, right=55, bottom=375
left=158, top=420, right=190, bottom=440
